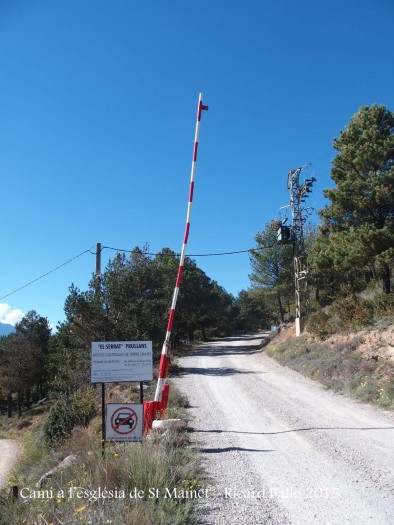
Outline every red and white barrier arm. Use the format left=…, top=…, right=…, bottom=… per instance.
left=154, top=93, right=208, bottom=402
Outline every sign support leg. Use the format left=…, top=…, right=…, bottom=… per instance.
left=101, top=382, right=106, bottom=457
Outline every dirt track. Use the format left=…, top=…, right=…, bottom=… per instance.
left=0, top=439, right=20, bottom=489
left=172, top=333, right=394, bottom=525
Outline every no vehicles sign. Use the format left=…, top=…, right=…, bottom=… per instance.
left=106, top=404, right=143, bottom=442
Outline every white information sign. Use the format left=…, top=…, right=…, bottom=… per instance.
left=106, top=403, right=143, bottom=442
left=91, top=341, right=153, bottom=383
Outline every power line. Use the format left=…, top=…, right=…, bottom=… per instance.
left=309, top=150, right=333, bottom=166
left=101, top=245, right=275, bottom=257
left=0, top=151, right=331, bottom=304
left=0, top=246, right=96, bottom=302
left=0, top=244, right=275, bottom=302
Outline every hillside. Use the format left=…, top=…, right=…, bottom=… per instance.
left=270, top=318, right=394, bottom=363
left=264, top=319, right=394, bottom=410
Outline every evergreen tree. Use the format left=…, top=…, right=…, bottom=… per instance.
left=319, top=104, right=394, bottom=293
left=59, top=245, right=237, bottom=390
left=0, top=311, right=51, bottom=415
left=235, top=289, right=271, bottom=332
left=0, top=333, right=42, bottom=416
left=249, top=222, right=294, bottom=323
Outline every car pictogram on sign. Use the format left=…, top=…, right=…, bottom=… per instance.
left=114, top=412, right=135, bottom=430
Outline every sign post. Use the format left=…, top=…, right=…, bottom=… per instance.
left=101, top=382, right=106, bottom=456
left=91, top=341, right=153, bottom=453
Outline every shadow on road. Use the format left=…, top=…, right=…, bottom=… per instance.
left=208, top=333, right=270, bottom=344
left=190, top=426, right=394, bottom=435
left=176, top=366, right=263, bottom=377
left=190, top=344, right=264, bottom=357
left=198, top=446, right=276, bottom=454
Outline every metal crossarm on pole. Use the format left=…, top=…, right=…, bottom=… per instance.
left=154, top=93, right=208, bottom=403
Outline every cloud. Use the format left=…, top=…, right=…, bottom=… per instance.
left=0, top=303, right=24, bottom=326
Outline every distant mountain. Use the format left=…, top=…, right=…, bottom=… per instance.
left=0, top=323, right=15, bottom=336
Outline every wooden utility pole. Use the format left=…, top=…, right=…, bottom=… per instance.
left=95, top=243, right=106, bottom=456
left=96, top=242, right=101, bottom=285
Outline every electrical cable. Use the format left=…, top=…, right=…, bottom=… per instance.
left=0, top=243, right=278, bottom=302
left=309, top=151, right=333, bottom=166
left=100, top=245, right=276, bottom=257
left=0, top=245, right=96, bottom=302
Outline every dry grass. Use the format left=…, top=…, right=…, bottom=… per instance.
left=0, top=382, right=201, bottom=525
left=266, top=335, right=394, bottom=410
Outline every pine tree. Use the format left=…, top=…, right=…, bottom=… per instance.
left=249, top=222, right=294, bottom=323
left=319, top=104, right=394, bottom=293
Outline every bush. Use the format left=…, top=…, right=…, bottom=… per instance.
left=72, top=388, right=97, bottom=427
left=15, top=418, right=32, bottom=430
left=43, top=389, right=97, bottom=447
left=370, top=292, right=394, bottom=317
left=307, top=288, right=394, bottom=336
left=307, top=310, right=332, bottom=339
left=43, top=396, right=75, bottom=447
left=329, top=294, right=372, bottom=331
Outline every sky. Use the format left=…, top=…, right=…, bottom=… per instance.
left=0, top=0, right=393, bottom=329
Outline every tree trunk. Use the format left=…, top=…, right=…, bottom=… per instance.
left=7, top=393, right=12, bottom=418
left=26, top=388, right=32, bottom=410
left=277, top=292, right=285, bottom=323
left=382, top=265, right=391, bottom=294
left=17, top=389, right=23, bottom=417
left=33, top=387, right=39, bottom=404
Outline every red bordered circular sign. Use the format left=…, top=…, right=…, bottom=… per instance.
left=110, top=406, right=138, bottom=435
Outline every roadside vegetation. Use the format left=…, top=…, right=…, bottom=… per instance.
left=0, top=242, right=264, bottom=524
left=252, top=104, right=394, bottom=410
left=266, top=328, right=394, bottom=410
left=264, top=283, right=394, bottom=411
left=0, top=246, right=265, bottom=441
left=0, top=382, right=202, bottom=525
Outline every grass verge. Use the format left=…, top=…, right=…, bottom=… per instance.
left=266, top=335, right=394, bottom=410
left=0, top=383, right=202, bottom=525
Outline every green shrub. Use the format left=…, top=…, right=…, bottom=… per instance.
left=72, top=387, right=97, bottom=427
left=330, top=294, right=372, bottom=330
left=326, top=288, right=394, bottom=332
left=43, top=395, right=75, bottom=447
left=370, top=292, right=394, bottom=317
left=43, top=389, right=97, bottom=447
left=307, top=310, right=332, bottom=339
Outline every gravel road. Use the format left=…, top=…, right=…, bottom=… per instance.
left=172, top=333, right=394, bottom=525
left=0, top=439, right=20, bottom=489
